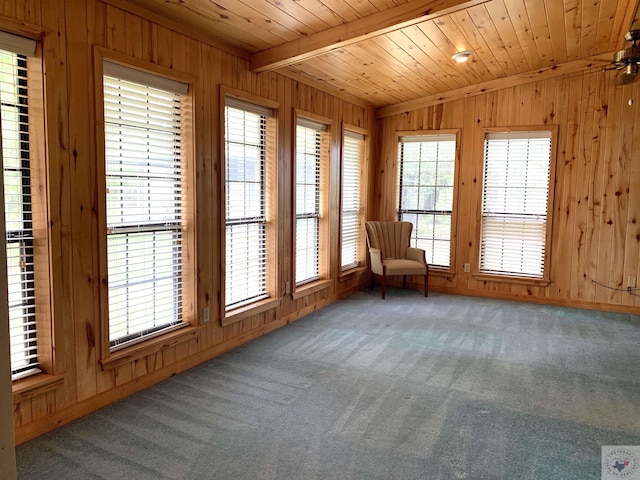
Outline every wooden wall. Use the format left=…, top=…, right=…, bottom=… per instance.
left=4, top=0, right=375, bottom=443
left=375, top=71, right=640, bottom=312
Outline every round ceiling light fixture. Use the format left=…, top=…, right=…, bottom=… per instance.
left=452, top=51, right=472, bottom=63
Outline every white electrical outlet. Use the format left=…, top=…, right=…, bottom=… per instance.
left=203, top=306, right=210, bottom=323
left=628, top=277, right=636, bottom=288
left=463, top=263, right=470, bottom=273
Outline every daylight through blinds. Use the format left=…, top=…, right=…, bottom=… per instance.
left=1, top=46, right=39, bottom=379
left=104, top=66, right=186, bottom=349
left=480, top=131, right=552, bottom=277
left=296, top=119, right=324, bottom=285
left=225, top=99, right=270, bottom=308
left=341, top=131, right=364, bottom=270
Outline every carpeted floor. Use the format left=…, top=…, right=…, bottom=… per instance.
left=16, top=290, right=640, bottom=479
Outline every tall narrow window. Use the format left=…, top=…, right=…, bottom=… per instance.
left=224, top=98, right=273, bottom=309
left=398, top=134, right=456, bottom=268
left=295, top=118, right=327, bottom=286
left=103, top=62, right=189, bottom=350
left=1, top=34, right=39, bottom=379
left=340, top=130, right=364, bottom=270
left=480, top=130, right=553, bottom=278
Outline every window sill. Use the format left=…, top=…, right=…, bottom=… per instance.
left=292, top=279, right=332, bottom=300
left=222, top=297, right=282, bottom=327
left=339, top=266, right=368, bottom=282
left=12, top=373, right=65, bottom=403
left=100, top=325, right=202, bottom=370
left=429, top=268, right=455, bottom=279
left=472, top=273, right=551, bottom=286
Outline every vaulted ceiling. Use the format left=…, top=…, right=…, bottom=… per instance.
left=116, top=0, right=639, bottom=113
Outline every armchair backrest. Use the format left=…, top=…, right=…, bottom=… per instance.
left=364, top=221, right=413, bottom=259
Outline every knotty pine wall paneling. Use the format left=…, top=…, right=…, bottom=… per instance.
left=375, top=69, right=640, bottom=312
left=4, top=0, right=374, bottom=444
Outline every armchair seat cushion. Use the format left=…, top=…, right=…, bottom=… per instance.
left=383, top=258, right=428, bottom=275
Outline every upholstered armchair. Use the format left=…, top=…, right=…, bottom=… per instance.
left=364, top=221, right=429, bottom=299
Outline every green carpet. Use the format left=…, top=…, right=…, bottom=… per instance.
left=16, top=291, right=640, bottom=479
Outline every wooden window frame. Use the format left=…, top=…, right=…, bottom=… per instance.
left=396, top=129, right=461, bottom=277
left=473, top=125, right=558, bottom=286
left=0, top=28, right=65, bottom=396
left=94, top=48, right=199, bottom=368
left=221, top=88, right=280, bottom=326
left=292, top=110, right=332, bottom=299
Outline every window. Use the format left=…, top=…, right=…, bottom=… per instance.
left=224, top=98, right=274, bottom=309
left=295, top=118, right=328, bottom=286
left=103, top=62, right=190, bottom=350
left=398, top=133, right=456, bottom=268
left=480, top=130, right=554, bottom=278
left=340, top=130, right=365, bottom=271
left=1, top=33, right=41, bottom=380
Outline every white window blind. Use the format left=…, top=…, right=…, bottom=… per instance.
left=480, top=131, right=552, bottom=277
left=341, top=131, right=364, bottom=270
left=295, top=119, right=325, bottom=286
left=1, top=43, right=39, bottom=379
left=398, top=134, right=456, bottom=268
left=225, top=98, right=271, bottom=308
left=104, top=65, right=187, bottom=350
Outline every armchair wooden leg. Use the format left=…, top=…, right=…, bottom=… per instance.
left=381, top=268, right=386, bottom=299
left=424, top=266, right=429, bottom=297
left=402, top=275, right=407, bottom=289
left=371, top=273, right=375, bottom=291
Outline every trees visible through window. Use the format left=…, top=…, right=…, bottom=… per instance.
left=398, top=134, right=456, bottom=268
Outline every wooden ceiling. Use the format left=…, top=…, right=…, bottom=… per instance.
left=116, top=0, right=639, bottom=112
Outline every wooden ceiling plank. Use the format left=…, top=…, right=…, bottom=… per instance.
left=384, top=29, right=460, bottom=94
left=563, top=0, right=582, bottom=61
left=503, top=0, right=542, bottom=70
left=465, top=4, right=523, bottom=76
left=578, top=0, right=600, bottom=58
left=449, top=9, right=509, bottom=78
left=102, top=0, right=254, bottom=57
left=250, top=0, right=491, bottom=72
left=347, top=42, right=431, bottom=99
left=544, top=0, right=569, bottom=65
left=594, top=1, right=623, bottom=56
left=433, top=13, right=496, bottom=83
left=523, top=0, right=555, bottom=65
left=414, top=20, right=484, bottom=87
left=609, top=0, right=639, bottom=51
left=368, top=36, right=443, bottom=97
left=376, top=51, right=614, bottom=118
left=483, top=0, right=532, bottom=72
left=277, top=0, right=345, bottom=28
left=232, top=0, right=328, bottom=38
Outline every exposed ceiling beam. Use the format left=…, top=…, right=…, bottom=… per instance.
left=250, top=0, right=489, bottom=73
left=376, top=53, right=615, bottom=118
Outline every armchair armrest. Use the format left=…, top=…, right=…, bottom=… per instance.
left=406, top=247, right=427, bottom=265
left=369, top=247, right=384, bottom=273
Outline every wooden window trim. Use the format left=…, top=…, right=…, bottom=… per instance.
left=396, top=128, right=461, bottom=272
left=93, top=47, right=199, bottom=364
left=474, top=125, right=558, bottom=283
left=338, top=265, right=368, bottom=283
left=293, top=110, right=332, bottom=293
left=220, top=88, right=280, bottom=320
left=12, top=373, right=65, bottom=403
left=291, top=278, right=332, bottom=300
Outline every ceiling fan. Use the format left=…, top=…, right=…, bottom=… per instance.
left=611, top=30, right=640, bottom=85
